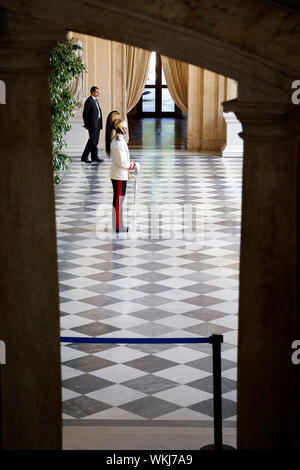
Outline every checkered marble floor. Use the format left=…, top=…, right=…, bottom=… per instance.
left=56, top=149, right=241, bottom=426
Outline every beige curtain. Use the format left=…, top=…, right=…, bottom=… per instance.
left=126, top=46, right=151, bottom=113
left=161, top=56, right=188, bottom=113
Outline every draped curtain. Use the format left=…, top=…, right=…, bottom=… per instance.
left=161, top=56, right=188, bottom=113
left=126, top=46, right=151, bottom=113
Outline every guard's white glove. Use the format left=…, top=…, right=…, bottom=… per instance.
left=134, top=162, right=140, bottom=175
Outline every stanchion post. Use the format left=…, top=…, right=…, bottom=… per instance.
left=210, top=334, right=223, bottom=450
left=201, top=335, right=235, bottom=450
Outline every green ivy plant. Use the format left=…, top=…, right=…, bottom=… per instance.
left=49, top=39, right=87, bottom=184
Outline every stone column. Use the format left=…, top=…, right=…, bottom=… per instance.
left=187, top=65, right=203, bottom=150
left=222, top=112, right=244, bottom=157
left=187, top=66, right=228, bottom=153
left=223, top=98, right=300, bottom=449
left=201, top=70, right=226, bottom=152
left=0, top=21, right=66, bottom=449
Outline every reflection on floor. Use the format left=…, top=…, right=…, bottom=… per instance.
left=128, top=118, right=186, bottom=149
left=56, top=149, right=241, bottom=428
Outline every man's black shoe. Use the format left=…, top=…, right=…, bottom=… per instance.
left=91, top=158, right=104, bottom=163
left=81, top=158, right=91, bottom=163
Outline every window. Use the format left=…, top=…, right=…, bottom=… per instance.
left=139, top=52, right=181, bottom=117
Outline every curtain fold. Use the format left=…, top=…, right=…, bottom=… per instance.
left=126, top=46, right=151, bottom=113
left=161, top=56, right=188, bottom=113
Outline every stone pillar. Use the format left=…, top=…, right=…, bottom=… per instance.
left=187, top=65, right=203, bottom=150
left=222, top=79, right=242, bottom=157
left=201, top=70, right=226, bottom=152
left=223, top=98, right=300, bottom=449
left=0, top=22, right=65, bottom=449
left=222, top=112, right=244, bottom=157
left=187, top=66, right=228, bottom=153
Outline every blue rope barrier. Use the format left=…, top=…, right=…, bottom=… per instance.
left=60, top=337, right=210, bottom=344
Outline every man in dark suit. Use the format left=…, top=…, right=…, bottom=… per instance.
left=81, top=86, right=104, bottom=163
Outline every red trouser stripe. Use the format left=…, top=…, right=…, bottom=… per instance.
left=116, top=180, right=123, bottom=232
left=116, top=180, right=120, bottom=232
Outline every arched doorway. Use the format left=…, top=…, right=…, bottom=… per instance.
left=0, top=0, right=299, bottom=450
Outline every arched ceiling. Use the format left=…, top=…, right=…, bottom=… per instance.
left=1, top=0, right=300, bottom=102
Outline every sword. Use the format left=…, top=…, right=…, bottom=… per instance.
left=132, top=174, right=137, bottom=233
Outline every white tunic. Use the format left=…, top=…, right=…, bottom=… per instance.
left=109, top=134, right=135, bottom=180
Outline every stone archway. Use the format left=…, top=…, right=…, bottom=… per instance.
left=0, top=0, right=299, bottom=450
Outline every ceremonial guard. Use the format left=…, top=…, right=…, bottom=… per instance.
left=105, top=111, right=140, bottom=233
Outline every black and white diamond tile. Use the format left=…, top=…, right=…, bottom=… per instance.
left=56, top=151, right=241, bottom=424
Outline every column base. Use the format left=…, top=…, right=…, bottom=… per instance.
left=222, top=112, right=244, bottom=157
